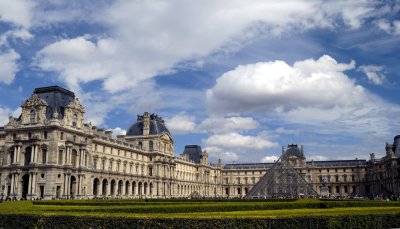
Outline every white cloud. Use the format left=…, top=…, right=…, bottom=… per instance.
left=109, top=127, right=127, bottom=139
left=307, top=155, right=329, bottom=161
left=165, top=113, right=197, bottom=135
left=204, top=132, right=277, bottom=150
left=198, top=116, right=259, bottom=134
left=0, top=0, right=35, bottom=28
left=0, top=107, right=12, bottom=126
left=0, top=106, right=20, bottom=126
left=0, top=49, right=20, bottom=84
left=34, top=1, right=382, bottom=93
left=275, top=127, right=300, bottom=136
left=261, top=155, right=279, bottom=163
left=359, top=65, right=386, bottom=85
left=204, top=146, right=239, bottom=162
left=207, top=55, right=357, bottom=113
left=376, top=19, right=400, bottom=35
left=206, top=55, right=397, bottom=136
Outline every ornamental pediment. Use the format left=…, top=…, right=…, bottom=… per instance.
left=21, top=94, right=48, bottom=108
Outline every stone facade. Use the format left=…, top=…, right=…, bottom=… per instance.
left=0, top=86, right=399, bottom=200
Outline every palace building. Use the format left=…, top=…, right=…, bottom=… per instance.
left=0, top=86, right=399, bottom=200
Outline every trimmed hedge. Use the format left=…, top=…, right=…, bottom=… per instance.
left=0, top=214, right=399, bottom=229
left=32, top=198, right=297, bottom=206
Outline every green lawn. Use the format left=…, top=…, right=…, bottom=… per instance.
left=0, top=198, right=399, bottom=219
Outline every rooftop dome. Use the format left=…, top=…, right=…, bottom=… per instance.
left=284, top=144, right=304, bottom=158
left=126, top=113, right=170, bottom=136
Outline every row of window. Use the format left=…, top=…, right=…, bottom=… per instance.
left=29, top=109, right=78, bottom=127
left=224, top=177, right=257, bottom=185
left=12, top=131, right=48, bottom=140
left=9, top=148, right=47, bottom=165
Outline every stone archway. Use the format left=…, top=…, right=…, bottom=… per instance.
left=93, top=178, right=100, bottom=196
left=102, top=179, right=108, bottom=196
left=118, top=180, right=123, bottom=196
left=21, top=174, right=29, bottom=199
left=70, top=176, right=77, bottom=199
left=111, top=179, right=116, bottom=196
left=24, top=147, right=32, bottom=166
left=125, top=181, right=130, bottom=196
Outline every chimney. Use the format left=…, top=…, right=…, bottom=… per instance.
left=143, top=112, right=150, bottom=135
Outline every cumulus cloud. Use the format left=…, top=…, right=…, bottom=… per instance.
left=206, top=55, right=398, bottom=136
left=204, top=146, right=239, bottom=162
left=204, top=132, right=277, bottom=150
left=207, top=55, right=357, bottom=113
left=0, top=0, right=35, bottom=28
left=261, top=155, right=279, bottom=163
left=0, top=106, right=21, bottom=126
left=359, top=65, right=386, bottom=85
left=0, top=49, right=20, bottom=84
left=33, top=1, right=382, bottom=93
left=198, top=116, right=259, bottom=134
left=0, top=107, right=12, bottom=126
left=109, top=127, right=127, bottom=139
left=165, top=113, right=197, bottom=135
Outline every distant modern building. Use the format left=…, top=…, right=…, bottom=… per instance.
left=0, top=86, right=398, bottom=200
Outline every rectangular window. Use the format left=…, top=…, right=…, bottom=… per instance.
left=58, top=150, right=63, bottom=165
left=44, top=131, right=48, bottom=139
left=42, top=149, right=47, bottom=164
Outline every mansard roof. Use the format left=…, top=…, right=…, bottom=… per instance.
left=182, top=145, right=203, bottom=164
left=126, top=113, right=170, bottom=136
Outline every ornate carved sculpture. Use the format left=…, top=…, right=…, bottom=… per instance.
left=21, top=94, right=48, bottom=108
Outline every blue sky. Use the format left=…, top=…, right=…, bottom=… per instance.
left=0, top=0, right=399, bottom=163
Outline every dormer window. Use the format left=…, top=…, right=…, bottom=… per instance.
left=72, top=113, right=77, bottom=127
left=30, top=110, right=36, bottom=123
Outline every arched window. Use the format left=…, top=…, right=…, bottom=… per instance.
left=30, top=110, right=36, bottom=123
left=72, top=113, right=77, bottom=127
left=149, top=141, right=153, bottom=151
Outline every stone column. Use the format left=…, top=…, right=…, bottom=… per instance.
left=77, top=175, right=81, bottom=195
left=35, top=145, right=39, bottom=163
left=32, top=173, right=37, bottom=196
left=30, top=146, right=35, bottom=163
left=97, top=181, right=101, bottom=197
left=135, top=182, right=139, bottom=198
left=28, top=173, right=32, bottom=195
left=122, top=182, right=126, bottom=196
left=16, top=146, right=20, bottom=164
left=10, top=174, right=15, bottom=196
left=63, top=174, right=67, bottom=195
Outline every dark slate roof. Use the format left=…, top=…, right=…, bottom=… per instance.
left=33, top=86, right=75, bottom=119
left=284, top=144, right=304, bottom=158
left=126, top=114, right=170, bottom=136
left=306, top=160, right=367, bottom=167
left=224, top=163, right=274, bottom=170
left=182, top=145, right=203, bottom=163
